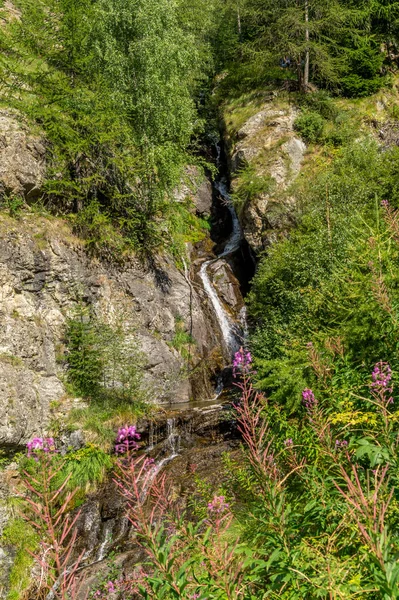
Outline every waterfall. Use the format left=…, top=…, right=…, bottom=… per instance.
left=140, top=418, right=181, bottom=502
left=199, top=178, right=242, bottom=355
left=96, top=520, right=113, bottom=562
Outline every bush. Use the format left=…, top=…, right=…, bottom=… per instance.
left=65, top=306, right=147, bottom=403
left=232, top=164, right=275, bottom=211
left=249, top=137, right=399, bottom=410
left=294, top=111, right=325, bottom=143
left=296, top=90, right=338, bottom=120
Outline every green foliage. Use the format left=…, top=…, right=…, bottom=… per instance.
left=168, top=316, right=195, bottom=361
left=213, top=0, right=392, bottom=96
left=294, top=110, right=325, bottom=142
left=64, top=305, right=152, bottom=443
left=65, top=306, right=103, bottom=397
left=232, top=164, right=275, bottom=211
left=1, top=518, right=39, bottom=600
left=58, top=443, right=113, bottom=492
left=165, top=198, right=211, bottom=262
left=0, top=194, right=25, bottom=217
left=65, top=305, right=147, bottom=403
left=296, top=90, right=339, bottom=119
left=67, top=397, right=151, bottom=448
left=0, top=0, right=210, bottom=257
left=248, top=133, right=399, bottom=410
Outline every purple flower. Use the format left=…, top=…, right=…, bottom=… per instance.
left=144, top=457, right=155, bottom=470
left=370, top=362, right=394, bottom=406
left=284, top=438, right=293, bottom=447
left=114, top=425, right=141, bottom=454
left=26, top=437, right=57, bottom=461
left=207, top=495, right=229, bottom=514
left=302, top=388, right=317, bottom=412
left=371, top=361, right=392, bottom=389
left=107, top=581, right=116, bottom=593
left=233, top=347, right=252, bottom=377
left=381, top=199, right=389, bottom=208
left=335, top=439, right=348, bottom=450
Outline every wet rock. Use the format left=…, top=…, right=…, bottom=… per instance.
left=0, top=110, right=46, bottom=200
left=208, top=259, right=243, bottom=311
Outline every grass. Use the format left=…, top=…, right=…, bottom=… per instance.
left=0, top=353, right=24, bottom=367
left=1, top=518, right=38, bottom=600
left=168, top=316, right=196, bottom=361
left=166, top=198, right=211, bottom=266
left=67, top=396, right=157, bottom=449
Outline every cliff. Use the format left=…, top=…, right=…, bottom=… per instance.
left=0, top=111, right=229, bottom=450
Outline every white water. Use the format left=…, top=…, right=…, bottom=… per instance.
left=96, top=520, right=113, bottom=562
left=199, top=179, right=242, bottom=355
left=141, top=418, right=180, bottom=501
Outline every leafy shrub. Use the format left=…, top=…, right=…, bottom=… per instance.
left=340, top=74, right=385, bottom=98
left=65, top=306, right=147, bottom=403
left=296, top=90, right=338, bottom=120
left=168, top=316, right=195, bottom=361
left=59, top=443, right=113, bottom=491
left=323, top=111, right=356, bottom=146
left=232, top=164, right=275, bottom=210
left=294, top=110, right=325, bottom=143
left=249, top=137, right=399, bottom=410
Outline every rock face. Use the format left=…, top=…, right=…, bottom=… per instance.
left=208, top=259, right=243, bottom=312
left=224, top=100, right=306, bottom=253
left=0, top=110, right=46, bottom=200
left=0, top=212, right=222, bottom=448
left=174, top=165, right=213, bottom=217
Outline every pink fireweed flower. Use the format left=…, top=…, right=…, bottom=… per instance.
left=207, top=495, right=229, bottom=514
left=26, top=437, right=57, bottom=461
left=370, top=361, right=394, bottom=406
left=143, top=457, right=155, bottom=470
left=302, top=388, right=317, bottom=412
left=114, top=425, right=141, bottom=454
left=107, top=581, right=116, bottom=593
left=335, top=439, right=348, bottom=450
left=233, top=346, right=252, bottom=377
left=371, top=361, right=392, bottom=390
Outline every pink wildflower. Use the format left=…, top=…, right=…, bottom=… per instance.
left=114, top=425, right=141, bottom=454
left=233, top=347, right=252, bottom=377
left=26, top=437, right=57, bottom=461
left=302, top=388, right=317, bottom=412
left=207, top=495, right=229, bottom=514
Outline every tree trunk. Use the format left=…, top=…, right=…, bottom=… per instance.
left=237, top=3, right=242, bottom=42
left=304, top=0, right=310, bottom=90
left=297, top=59, right=303, bottom=92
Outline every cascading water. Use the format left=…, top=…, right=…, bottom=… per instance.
left=199, top=178, right=243, bottom=356
left=140, top=419, right=181, bottom=501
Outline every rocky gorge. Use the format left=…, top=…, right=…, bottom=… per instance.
left=0, top=93, right=306, bottom=597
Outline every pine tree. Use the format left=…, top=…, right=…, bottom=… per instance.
left=237, top=0, right=366, bottom=92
